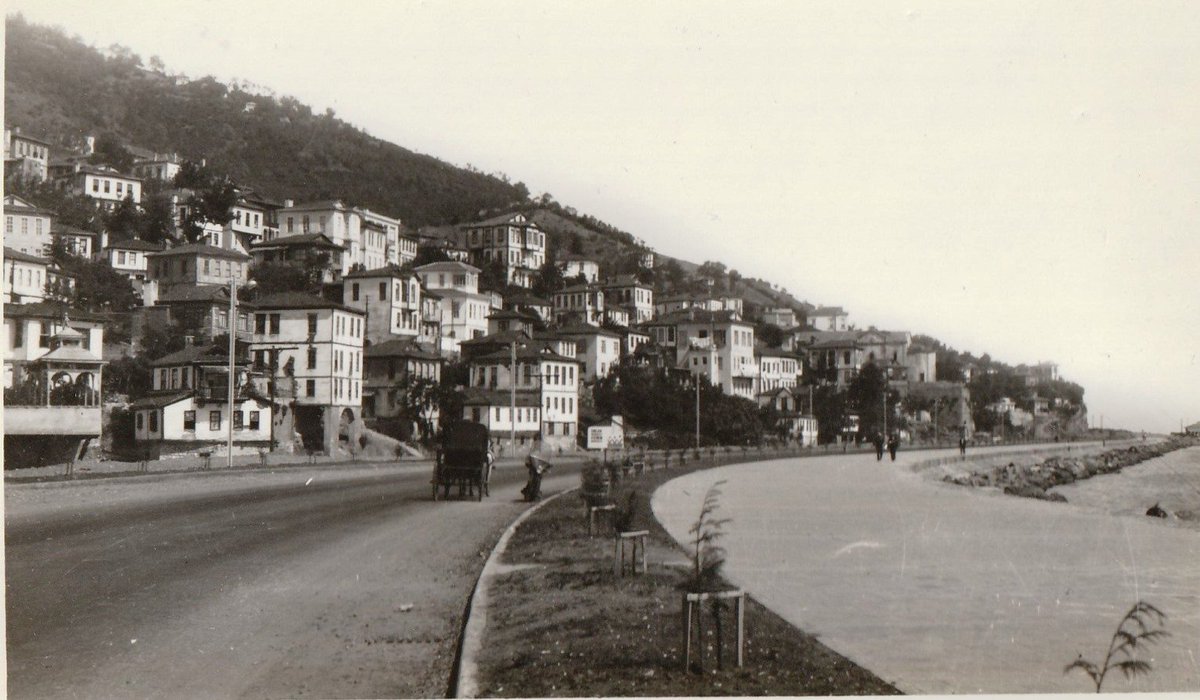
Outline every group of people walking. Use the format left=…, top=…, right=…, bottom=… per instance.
left=873, top=433, right=899, bottom=461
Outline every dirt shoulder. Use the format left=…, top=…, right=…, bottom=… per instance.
left=471, top=457, right=900, bottom=696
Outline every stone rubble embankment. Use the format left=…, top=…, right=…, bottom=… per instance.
left=944, top=438, right=1197, bottom=503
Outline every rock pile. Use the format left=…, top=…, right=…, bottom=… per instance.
left=944, top=439, right=1196, bottom=503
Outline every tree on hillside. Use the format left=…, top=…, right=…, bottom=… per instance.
left=138, top=193, right=176, bottom=243
left=412, top=245, right=451, bottom=267
left=757, top=323, right=785, bottom=349
left=59, top=257, right=140, bottom=312
left=812, top=385, right=847, bottom=444
left=104, top=194, right=141, bottom=240
left=181, top=178, right=238, bottom=242
left=249, top=256, right=329, bottom=296
left=847, top=361, right=900, bottom=440
left=88, top=133, right=134, bottom=172
left=531, top=260, right=565, bottom=299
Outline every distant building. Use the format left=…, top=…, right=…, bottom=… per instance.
left=52, top=223, right=101, bottom=260
left=585, top=415, right=625, bottom=450
left=131, top=284, right=255, bottom=351
left=487, top=309, right=538, bottom=337
left=462, top=212, right=546, bottom=288
left=275, top=200, right=401, bottom=275
left=602, top=275, right=654, bottom=324
left=130, top=153, right=183, bottom=183
left=3, top=247, right=50, bottom=304
left=4, top=128, right=51, bottom=182
left=761, top=307, right=797, bottom=329
left=506, top=292, right=553, bottom=323
left=55, top=164, right=143, bottom=211
left=148, top=243, right=251, bottom=298
left=555, top=324, right=623, bottom=382
left=415, top=261, right=490, bottom=353
left=905, top=346, right=937, bottom=383
left=755, top=347, right=801, bottom=393
left=792, top=328, right=910, bottom=388
left=558, top=254, right=600, bottom=284
left=756, top=387, right=818, bottom=446
left=808, top=306, right=848, bottom=331
left=362, top=338, right=444, bottom=434
left=552, top=283, right=606, bottom=326
left=102, top=238, right=162, bottom=290
left=464, top=344, right=581, bottom=452
left=3, top=194, right=55, bottom=256
left=248, top=233, right=344, bottom=285
left=669, top=308, right=758, bottom=399
left=342, top=265, right=423, bottom=344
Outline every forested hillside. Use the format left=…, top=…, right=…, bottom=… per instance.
left=3, top=15, right=528, bottom=227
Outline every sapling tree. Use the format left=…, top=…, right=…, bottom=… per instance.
left=1065, top=601, right=1169, bottom=692
left=686, top=480, right=731, bottom=593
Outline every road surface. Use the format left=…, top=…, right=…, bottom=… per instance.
left=6, top=459, right=581, bottom=699
left=653, top=445, right=1200, bottom=694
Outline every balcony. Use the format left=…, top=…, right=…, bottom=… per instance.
left=193, top=384, right=255, bottom=404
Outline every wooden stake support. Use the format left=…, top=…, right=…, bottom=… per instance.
left=613, top=529, right=649, bottom=576
left=682, top=589, right=745, bottom=671
left=588, top=504, right=616, bottom=537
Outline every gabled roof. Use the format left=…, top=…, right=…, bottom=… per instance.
left=36, top=345, right=105, bottom=364
left=657, top=309, right=748, bottom=326
left=487, top=309, right=538, bottom=322
left=602, top=274, right=650, bottom=289
left=365, top=339, right=442, bottom=361
left=249, top=233, right=343, bottom=250
left=506, top=292, right=552, bottom=306
left=558, top=253, right=599, bottom=263
left=106, top=238, right=164, bottom=252
left=129, top=390, right=193, bottom=410
left=156, top=284, right=252, bottom=306
left=343, top=264, right=417, bottom=280
left=2, top=301, right=106, bottom=323
left=253, top=292, right=363, bottom=314
left=554, top=323, right=623, bottom=339
left=465, top=211, right=530, bottom=228
left=2, top=195, right=55, bottom=216
left=149, top=243, right=251, bottom=261
left=810, top=306, right=847, bottom=317
left=557, top=283, right=601, bottom=294
left=475, top=345, right=580, bottom=364
left=281, top=199, right=348, bottom=212
left=51, top=223, right=100, bottom=238
left=68, top=164, right=141, bottom=180
left=459, top=330, right=532, bottom=347
left=150, top=343, right=236, bottom=367
left=7, top=130, right=52, bottom=146
left=755, top=347, right=800, bottom=359
left=4, top=247, right=50, bottom=265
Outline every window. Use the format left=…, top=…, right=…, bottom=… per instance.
left=170, top=368, right=179, bottom=388
left=256, top=314, right=267, bottom=334
left=307, top=346, right=317, bottom=369
left=136, top=412, right=144, bottom=431
left=233, top=411, right=243, bottom=430
left=210, top=411, right=222, bottom=430
left=352, top=283, right=360, bottom=301
left=149, top=411, right=158, bottom=433
left=269, top=314, right=280, bottom=335
left=379, top=282, right=387, bottom=300
left=12, top=320, right=24, bottom=348
left=92, top=179, right=99, bottom=193
left=103, top=180, right=111, bottom=193
left=184, top=410, right=196, bottom=431
left=306, top=379, right=316, bottom=397
left=249, top=411, right=260, bottom=430
left=38, top=321, right=51, bottom=348
left=307, top=313, right=318, bottom=336
left=204, top=259, right=210, bottom=275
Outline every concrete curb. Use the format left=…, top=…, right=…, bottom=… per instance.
left=908, top=440, right=1133, bottom=475
left=452, top=486, right=579, bottom=699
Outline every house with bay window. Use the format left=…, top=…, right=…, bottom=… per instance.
left=464, top=344, right=581, bottom=453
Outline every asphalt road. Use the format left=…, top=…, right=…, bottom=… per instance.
left=5, top=459, right=582, bottom=699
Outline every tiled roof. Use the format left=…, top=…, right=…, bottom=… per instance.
left=343, top=264, right=417, bottom=280
left=603, top=274, right=649, bottom=288
left=281, top=199, right=347, bottom=212
left=506, top=293, right=551, bottom=306
left=2, top=301, right=106, bottom=323
left=150, top=344, right=233, bottom=367
left=459, top=330, right=531, bottom=347
left=252, top=292, right=362, bottom=314
left=461, top=388, right=541, bottom=407
left=487, top=309, right=538, bottom=322
left=149, top=243, right=251, bottom=261
left=37, top=345, right=104, bottom=364
left=156, top=284, right=253, bottom=306
left=249, top=233, right=343, bottom=250
left=657, top=309, right=747, bottom=325
left=4, top=247, right=50, bottom=265
left=465, top=212, right=529, bottom=228
left=414, top=261, right=480, bottom=274
left=810, top=306, right=846, bottom=316
left=51, top=223, right=99, bottom=237
left=365, top=339, right=442, bottom=360
left=557, top=283, right=600, bottom=294
left=475, top=346, right=580, bottom=364
left=129, top=391, right=192, bottom=410
left=106, top=238, right=164, bottom=252
left=554, top=323, right=623, bottom=339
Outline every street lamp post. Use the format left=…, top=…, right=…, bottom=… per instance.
left=227, top=278, right=256, bottom=468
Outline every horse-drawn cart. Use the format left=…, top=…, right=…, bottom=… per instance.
left=433, top=422, right=492, bottom=501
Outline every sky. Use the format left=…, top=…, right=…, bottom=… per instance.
left=5, top=1, right=1199, bottom=433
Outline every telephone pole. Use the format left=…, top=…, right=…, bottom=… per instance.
left=510, top=340, right=517, bottom=454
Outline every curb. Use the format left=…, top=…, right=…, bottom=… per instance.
left=451, top=486, right=579, bottom=699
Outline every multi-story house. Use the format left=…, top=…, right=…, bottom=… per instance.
left=52, top=223, right=101, bottom=260
left=487, top=309, right=538, bottom=337
left=670, top=308, right=758, bottom=398
left=462, top=212, right=546, bottom=288
left=130, top=343, right=273, bottom=456
left=343, top=265, right=423, bottom=343
left=396, top=233, right=419, bottom=266
left=808, top=306, right=849, bottom=331
left=248, top=233, right=344, bottom=284
left=4, top=248, right=50, bottom=304
left=102, top=238, right=162, bottom=289
left=228, top=190, right=282, bottom=250
left=793, top=329, right=910, bottom=388
left=762, top=307, right=797, bottom=329
left=249, top=293, right=366, bottom=453
left=359, top=209, right=402, bottom=270
left=552, top=283, right=605, bottom=326
left=362, top=338, right=443, bottom=434
left=465, top=344, right=581, bottom=452
left=555, top=324, right=623, bottom=382
left=756, top=387, right=818, bottom=446
left=461, top=389, right=544, bottom=455
left=603, top=306, right=630, bottom=328
left=618, top=326, right=651, bottom=357
left=414, top=261, right=490, bottom=354
left=755, top=348, right=801, bottom=393
left=131, top=284, right=255, bottom=352
left=905, top=345, right=937, bottom=383
left=55, top=165, right=143, bottom=211
left=558, top=254, right=600, bottom=284
left=3, top=195, right=55, bottom=256
left=147, top=244, right=251, bottom=296
left=130, top=153, right=183, bottom=183
left=4, top=128, right=51, bottom=182
left=3, top=302, right=107, bottom=468
left=506, top=292, right=553, bottom=323
left=602, top=275, right=654, bottom=324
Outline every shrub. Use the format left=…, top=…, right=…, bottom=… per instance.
left=1065, top=601, right=1169, bottom=692
left=683, top=480, right=731, bottom=593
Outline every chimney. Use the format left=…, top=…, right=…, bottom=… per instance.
left=284, top=199, right=294, bottom=208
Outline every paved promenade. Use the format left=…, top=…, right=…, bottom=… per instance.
left=652, top=445, right=1200, bottom=694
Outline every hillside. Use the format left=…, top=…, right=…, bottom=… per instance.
left=3, top=15, right=528, bottom=227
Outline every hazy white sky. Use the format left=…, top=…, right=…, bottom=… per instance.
left=6, top=1, right=1199, bottom=433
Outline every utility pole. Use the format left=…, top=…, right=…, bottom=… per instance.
left=510, top=339, right=517, bottom=455
left=695, top=377, right=701, bottom=450
left=882, top=387, right=888, bottom=439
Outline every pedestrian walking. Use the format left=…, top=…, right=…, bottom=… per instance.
left=887, top=433, right=899, bottom=461
left=958, top=436, right=967, bottom=456
left=873, top=433, right=885, bottom=461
